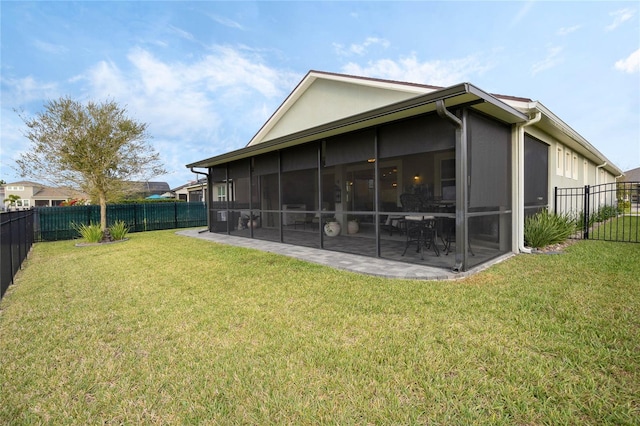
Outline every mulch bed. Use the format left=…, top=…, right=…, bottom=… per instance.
left=530, top=239, right=580, bottom=254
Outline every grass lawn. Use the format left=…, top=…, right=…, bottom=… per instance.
left=590, top=215, right=639, bottom=242
left=1, top=229, right=639, bottom=425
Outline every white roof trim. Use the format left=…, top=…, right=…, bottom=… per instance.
left=246, top=71, right=437, bottom=147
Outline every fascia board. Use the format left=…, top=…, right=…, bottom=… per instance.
left=465, top=83, right=528, bottom=123
left=531, top=102, right=623, bottom=176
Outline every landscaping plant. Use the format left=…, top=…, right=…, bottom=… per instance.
left=109, top=220, right=130, bottom=240
left=524, top=209, right=577, bottom=248
left=72, top=222, right=103, bottom=243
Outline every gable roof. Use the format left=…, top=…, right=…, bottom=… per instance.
left=188, top=70, right=621, bottom=176
left=247, top=71, right=442, bottom=147
left=623, top=167, right=640, bottom=181
left=4, top=180, right=44, bottom=187
left=188, top=74, right=528, bottom=169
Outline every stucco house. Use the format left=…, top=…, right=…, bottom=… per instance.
left=2, top=180, right=172, bottom=209
left=187, top=71, right=622, bottom=272
left=171, top=178, right=213, bottom=203
left=2, top=181, right=88, bottom=209
left=621, top=167, right=640, bottom=204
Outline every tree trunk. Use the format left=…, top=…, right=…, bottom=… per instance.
left=99, top=193, right=107, bottom=232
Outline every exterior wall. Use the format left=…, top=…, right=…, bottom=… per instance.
left=3, top=182, right=88, bottom=210
left=262, top=79, right=426, bottom=142
left=523, top=127, right=617, bottom=214
left=3, top=184, right=38, bottom=209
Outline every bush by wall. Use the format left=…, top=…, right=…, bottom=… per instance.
left=524, top=210, right=577, bottom=249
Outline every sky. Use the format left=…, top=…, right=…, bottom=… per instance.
left=1, top=1, right=639, bottom=189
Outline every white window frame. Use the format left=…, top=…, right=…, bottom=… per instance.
left=556, top=146, right=564, bottom=176
left=583, top=160, right=589, bottom=185
left=217, top=185, right=226, bottom=202
left=565, top=149, right=572, bottom=177
left=573, top=154, right=579, bottom=180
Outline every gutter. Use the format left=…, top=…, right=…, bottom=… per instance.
left=190, top=167, right=211, bottom=233
left=436, top=100, right=466, bottom=272
left=517, top=111, right=542, bottom=254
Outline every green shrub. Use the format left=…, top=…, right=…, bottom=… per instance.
left=592, top=205, right=618, bottom=223
left=109, top=220, right=130, bottom=240
left=524, top=210, right=577, bottom=248
left=73, top=222, right=103, bottom=243
left=617, top=200, right=631, bottom=214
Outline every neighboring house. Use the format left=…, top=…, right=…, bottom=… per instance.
left=127, top=181, right=171, bottom=198
left=171, top=178, right=212, bottom=203
left=187, top=70, right=622, bottom=272
left=2, top=181, right=89, bottom=209
left=622, top=167, right=640, bottom=182
left=621, top=167, right=640, bottom=204
left=2, top=180, right=171, bottom=208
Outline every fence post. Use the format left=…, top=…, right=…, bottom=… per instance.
left=583, top=185, right=590, bottom=240
left=554, top=187, right=558, bottom=215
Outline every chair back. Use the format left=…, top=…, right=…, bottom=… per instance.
left=400, top=193, right=424, bottom=212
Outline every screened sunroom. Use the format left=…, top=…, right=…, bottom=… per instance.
left=188, top=74, right=529, bottom=272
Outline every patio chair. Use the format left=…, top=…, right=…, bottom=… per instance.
left=438, top=217, right=474, bottom=256
left=402, top=217, right=439, bottom=260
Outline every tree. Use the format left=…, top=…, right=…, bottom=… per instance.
left=16, top=97, right=166, bottom=232
left=4, top=194, right=21, bottom=209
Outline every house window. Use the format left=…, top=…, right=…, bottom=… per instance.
left=583, top=160, right=588, bottom=184
left=7, top=185, right=24, bottom=191
left=556, top=146, right=564, bottom=176
left=573, top=154, right=579, bottom=180
left=440, top=158, right=455, bottom=201
left=565, top=150, right=572, bottom=177
left=217, top=185, right=226, bottom=202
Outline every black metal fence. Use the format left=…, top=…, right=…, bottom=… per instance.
left=35, top=202, right=207, bottom=241
left=1, top=209, right=35, bottom=299
left=554, top=182, right=639, bottom=243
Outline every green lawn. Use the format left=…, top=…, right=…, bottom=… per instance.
left=1, top=230, right=639, bottom=425
left=590, top=215, right=639, bottom=242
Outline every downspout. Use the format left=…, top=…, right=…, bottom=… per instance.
left=190, top=167, right=211, bottom=233
left=517, top=111, right=542, bottom=254
left=436, top=100, right=466, bottom=272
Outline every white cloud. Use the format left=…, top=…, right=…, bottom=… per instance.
left=531, top=46, right=564, bottom=75
left=557, top=25, right=581, bottom=36
left=0, top=75, right=59, bottom=107
left=168, top=25, right=195, bottom=41
left=341, top=53, right=493, bottom=87
left=509, top=0, right=535, bottom=29
left=69, top=45, right=298, bottom=164
left=605, top=8, right=635, bottom=31
left=208, top=14, right=244, bottom=30
left=615, top=49, right=640, bottom=74
left=334, top=37, right=390, bottom=57
left=32, top=39, right=68, bottom=54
